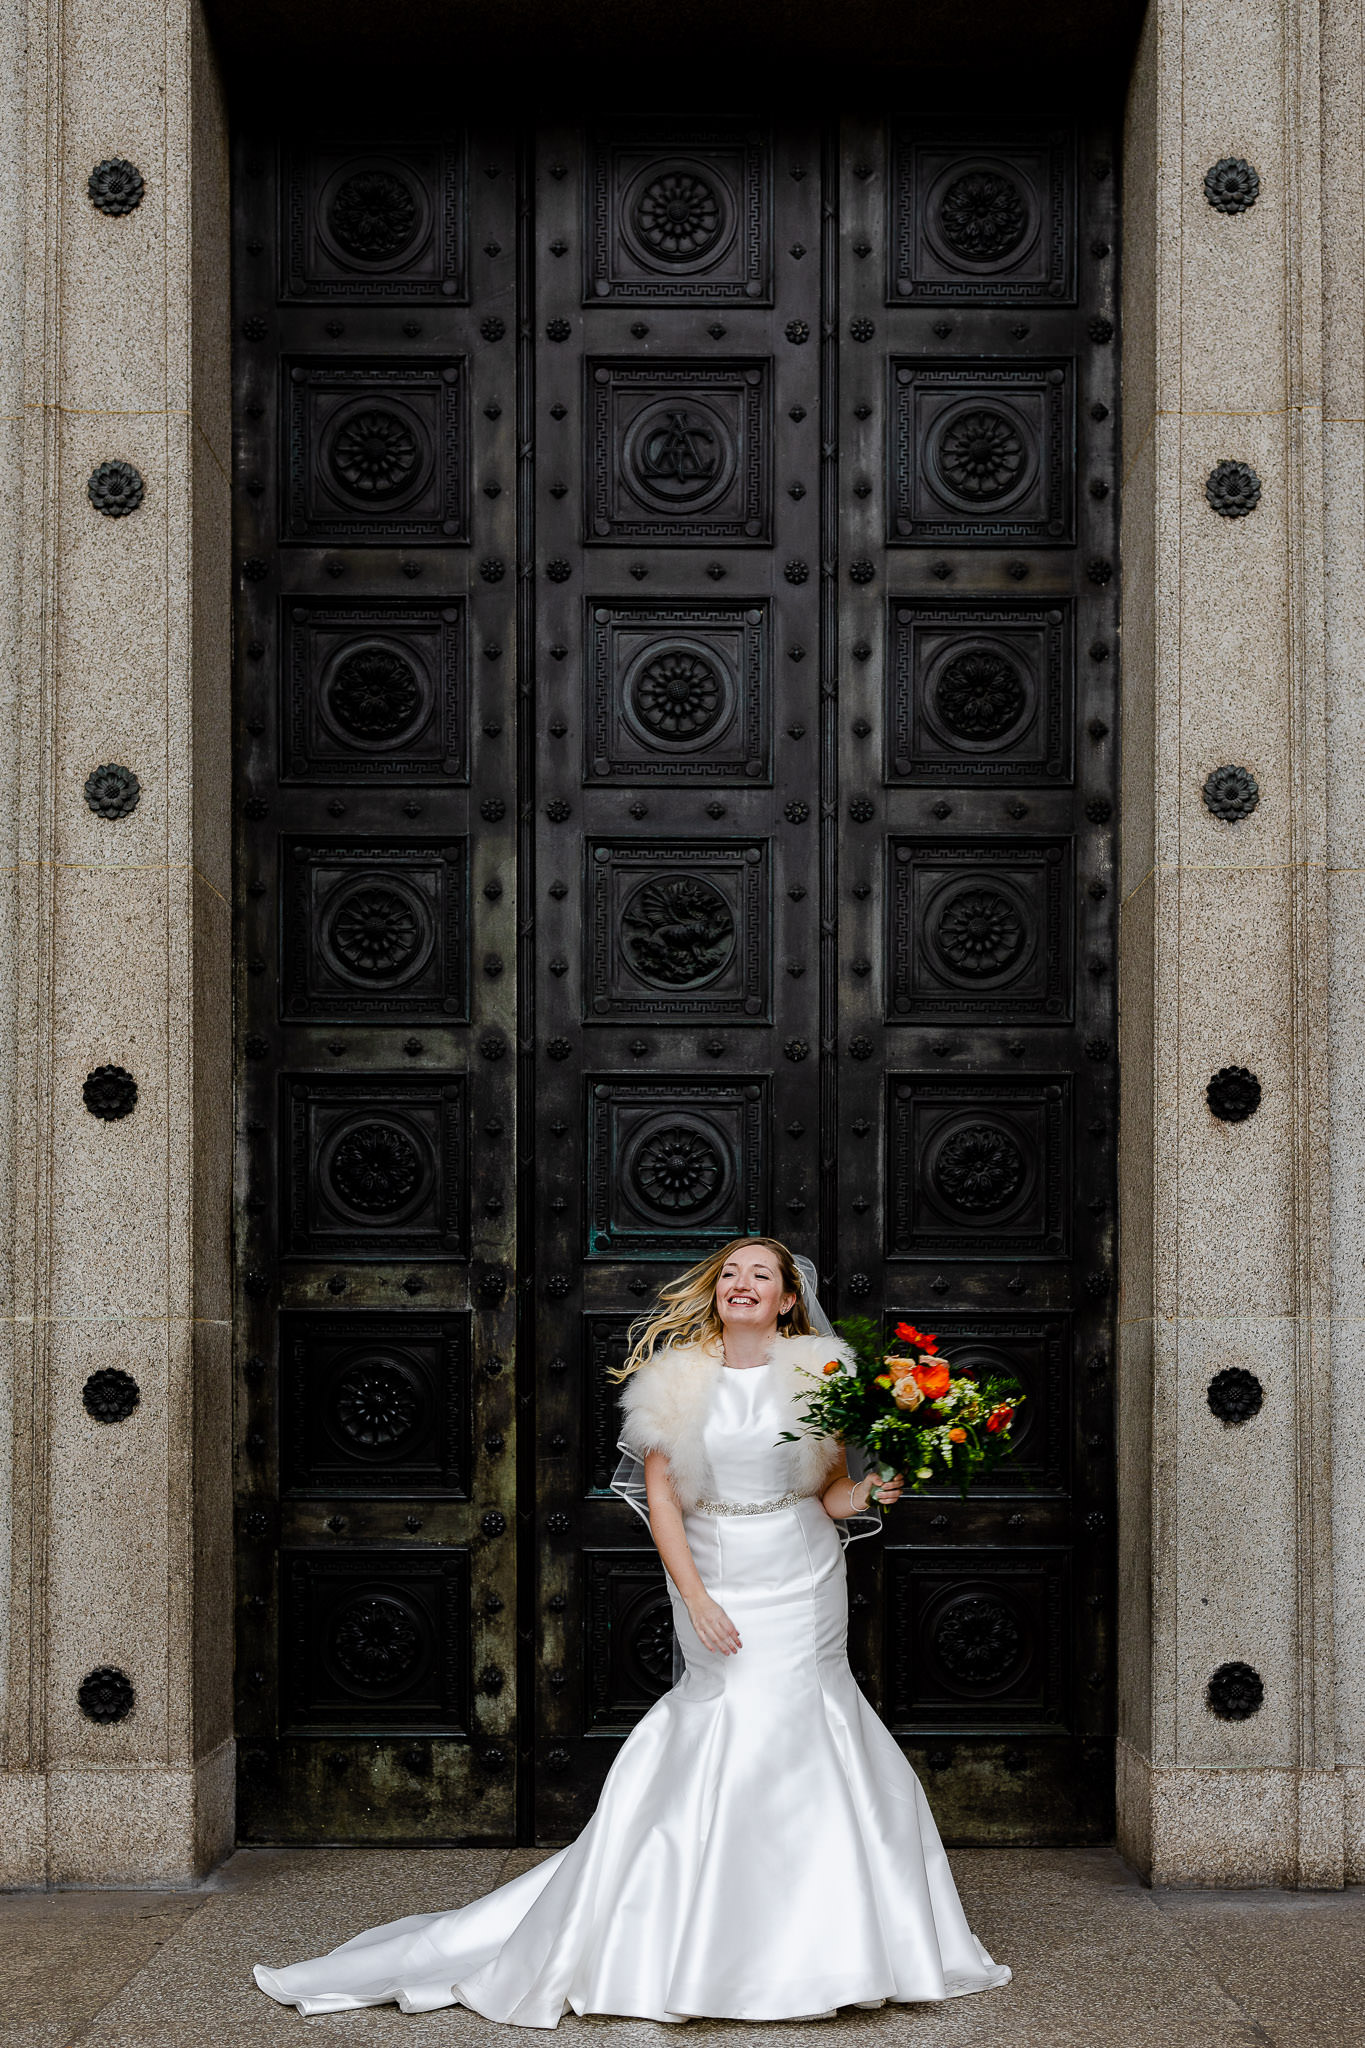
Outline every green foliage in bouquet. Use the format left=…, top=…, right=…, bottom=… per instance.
left=777, top=1314, right=1024, bottom=1501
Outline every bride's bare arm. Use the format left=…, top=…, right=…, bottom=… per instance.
left=644, top=1449, right=742, bottom=1656
left=821, top=1454, right=906, bottom=1519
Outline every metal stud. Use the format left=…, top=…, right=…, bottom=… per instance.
left=1206, top=1661, right=1264, bottom=1719
left=87, top=461, right=144, bottom=517
left=78, top=1666, right=135, bottom=1723
left=1206, top=1065, right=1261, bottom=1121
left=1204, top=158, right=1260, bottom=214
left=83, top=1065, right=137, bottom=1120
left=88, top=159, right=144, bottom=215
left=84, top=763, right=141, bottom=818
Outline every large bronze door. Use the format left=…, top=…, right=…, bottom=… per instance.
left=233, top=115, right=1117, bottom=1846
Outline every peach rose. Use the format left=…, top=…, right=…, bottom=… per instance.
left=893, top=1379, right=924, bottom=1410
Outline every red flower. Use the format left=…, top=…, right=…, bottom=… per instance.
left=986, top=1404, right=1013, bottom=1435
left=895, top=1322, right=939, bottom=1354
left=911, top=1361, right=951, bottom=1400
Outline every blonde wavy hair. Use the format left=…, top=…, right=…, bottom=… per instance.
left=611, top=1235, right=814, bottom=1381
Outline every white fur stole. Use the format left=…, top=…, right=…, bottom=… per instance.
left=617, top=1329, right=854, bottom=1509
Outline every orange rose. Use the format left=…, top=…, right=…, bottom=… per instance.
left=948, top=1427, right=967, bottom=1443
left=986, top=1404, right=1013, bottom=1435
left=822, top=1359, right=842, bottom=1376
left=911, top=1360, right=951, bottom=1400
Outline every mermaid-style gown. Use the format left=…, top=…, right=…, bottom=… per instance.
left=253, top=1362, right=1011, bottom=2026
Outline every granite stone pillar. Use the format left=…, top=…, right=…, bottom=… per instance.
left=1118, top=0, right=1350, bottom=1887
left=0, top=0, right=233, bottom=1885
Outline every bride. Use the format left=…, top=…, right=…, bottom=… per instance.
left=253, top=1235, right=1011, bottom=2026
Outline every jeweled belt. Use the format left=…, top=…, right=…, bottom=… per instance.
left=694, top=1486, right=815, bottom=1517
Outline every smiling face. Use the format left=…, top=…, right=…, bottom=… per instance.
left=714, top=1242, right=798, bottom=1336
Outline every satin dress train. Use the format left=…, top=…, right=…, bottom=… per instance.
left=253, top=1362, right=1011, bottom=2026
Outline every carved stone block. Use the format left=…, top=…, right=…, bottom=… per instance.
left=586, top=839, right=769, bottom=1022
left=284, top=1074, right=466, bottom=1259
left=891, top=360, right=1074, bottom=545
left=888, top=838, right=1073, bottom=1022
left=587, top=123, right=770, bottom=302
left=890, top=124, right=1075, bottom=303
left=283, top=600, right=465, bottom=782
left=281, top=1548, right=469, bottom=1728
left=888, top=1074, right=1070, bottom=1260
left=587, top=1077, right=767, bottom=1255
left=586, top=601, right=768, bottom=781
left=281, top=837, right=467, bottom=1019
left=285, top=359, right=466, bottom=543
left=888, top=600, right=1071, bottom=782
left=282, top=141, right=466, bottom=301
left=586, top=360, right=771, bottom=544
left=279, top=1313, right=471, bottom=1495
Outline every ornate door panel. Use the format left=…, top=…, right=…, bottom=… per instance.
left=527, top=120, right=828, bottom=1837
left=232, top=114, right=1117, bottom=1849
left=232, top=128, right=521, bottom=1842
left=834, top=120, right=1118, bottom=1841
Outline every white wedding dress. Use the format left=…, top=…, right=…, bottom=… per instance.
left=253, top=1362, right=1011, bottom=2026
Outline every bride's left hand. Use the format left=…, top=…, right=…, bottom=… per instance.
left=856, top=1471, right=905, bottom=1509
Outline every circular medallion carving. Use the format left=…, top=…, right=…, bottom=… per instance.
left=622, top=876, right=735, bottom=989
left=625, top=1595, right=676, bottom=1692
left=938, top=170, right=1027, bottom=261
left=622, top=400, right=735, bottom=513
left=934, top=408, right=1026, bottom=503
left=334, top=1358, right=421, bottom=1450
left=932, top=1121, right=1025, bottom=1213
left=327, top=407, right=421, bottom=502
left=621, top=157, right=735, bottom=273
left=632, top=1124, right=724, bottom=1214
left=933, top=648, right=1028, bottom=743
left=325, top=643, right=425, bottom=743
left=631, top=648, right=724, bottom=741
left=330, top=1594, right=421, bottom=1687
left=326, top=167, right=420, bottom=262
left=933, top=888, right=1025, bottom=977
left=325, top=879, right=431, bottom=982
left=635, top=169, right=722, bottom=260
left=327, top=1119, right=423, bottom=1214
left=933, top=1595, right=1022, bottom=1684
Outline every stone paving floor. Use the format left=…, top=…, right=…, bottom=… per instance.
left=1, top=1846, right=1361, bottom=2048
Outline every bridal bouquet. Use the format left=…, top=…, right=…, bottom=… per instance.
left=779, top=1317, right=1023, bottom=1503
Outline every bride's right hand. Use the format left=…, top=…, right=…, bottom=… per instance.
left=685, top=1590, right=742, bottom=1656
